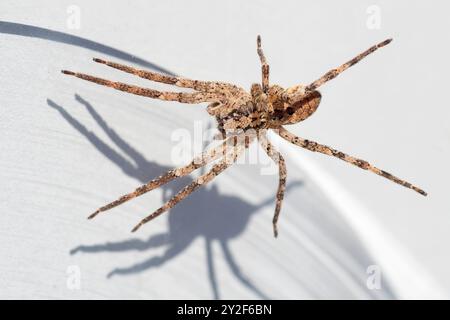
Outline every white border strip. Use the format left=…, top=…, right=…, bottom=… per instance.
left=270, top=132, right=446, bottom=299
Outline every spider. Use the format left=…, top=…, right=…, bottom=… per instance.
left=62, top=36, right=426, bottom=237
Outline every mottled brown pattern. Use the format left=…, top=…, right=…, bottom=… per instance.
left=305, top=38, right=392, bottom=93
left=88, top=137, right=234, bottom=219
left=131, top=136, right=252, bottom=232
left=277, top=127, right=427, bottom=196
left=93, top=58, right=243, bottom=94
left=259, top=132, right=287, bottom=237
left=257, top=35, right=270, bottom=93
left=62, top=36, right=426, bottom=237
left=61, top=70, right=220, bottom=103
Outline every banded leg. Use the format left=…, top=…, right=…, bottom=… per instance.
left=304, top=38, right=392, bottom=93
left=61, top=70, right=220, bottom=104
left=93, top=58, right=242, bottom=93
left=257, top=35, right=270, bottom=93
left=88, top=137, right=235, bottom=219
left=277, top=127, right=427, bottom=196
left=259, top=133, right=287, bottom=237
left=131, top=137, right=251, bottom=232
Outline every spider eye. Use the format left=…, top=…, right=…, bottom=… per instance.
left=286, top=107, right=295, bottom=115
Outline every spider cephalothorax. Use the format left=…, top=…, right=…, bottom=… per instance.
left=209, top=83, right=322, bottom=135
left=62, top=36, right=426, bottom=237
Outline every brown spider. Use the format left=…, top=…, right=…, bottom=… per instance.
left=62, top=36, right=426, bottom=237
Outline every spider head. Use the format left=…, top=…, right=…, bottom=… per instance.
left=275, top=85, right=322, bottom=125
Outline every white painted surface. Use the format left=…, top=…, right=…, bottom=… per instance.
left=0, top=0, right=448, bottom=299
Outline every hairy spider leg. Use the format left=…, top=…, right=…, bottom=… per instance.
left=88, top=137, right=237, bottom=219
left=131, top=136, right=253, bottom=232
left=92, top=58, right=241, bottom=93
left=259, top=132, right=287, bottom=237
left=305, top=38, right=392, bottom=93
left=277, top=127, right=427, bottom=196
left=61, top=70, right=221, bottom=104
left=257, top=35, right=270, bottom=93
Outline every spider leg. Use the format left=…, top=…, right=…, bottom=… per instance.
left=131, top=136, right=252, bottom=232
left=88, top=137, right=235, bottom=219
left=277, top=127, right=427, bottom=196
left=304, top=38, right=392, bottom=93
left=257, top=35, right=270, bottom=93
left=259, top=132, right=287, bottom=237
left=61, top=70, right=220, bottom=104
left=92, top=58, right=240, bottom=93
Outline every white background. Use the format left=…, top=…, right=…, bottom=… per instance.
left=1, top=0, right=449, bottom=299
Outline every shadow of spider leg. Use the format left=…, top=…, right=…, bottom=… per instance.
left=218, top=239, right=269, bottom=299
left=53, top=96, right=287, bottom=299
left=88, top=136, right=234, bottom=220
left=131, top=137, right=254, bottom=232
left=106, top=239, right=186, bottom=278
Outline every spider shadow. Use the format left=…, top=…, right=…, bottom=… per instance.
left=47, top=95, right=303, bottom=299
left=6, top=20, right=399, bottom=299
left=0, top=21, right=173, bottom=74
